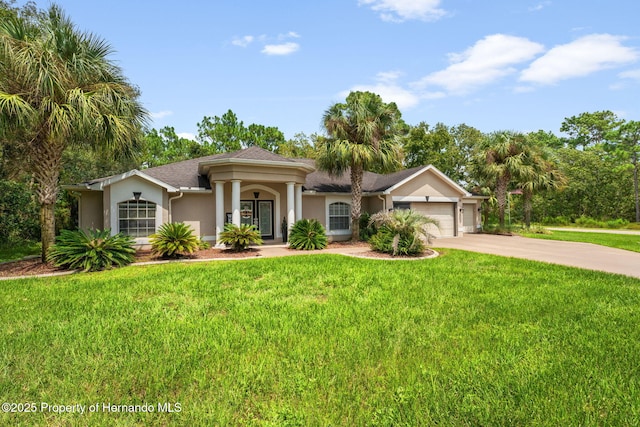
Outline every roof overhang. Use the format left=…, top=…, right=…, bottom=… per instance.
left=63, top=170, right=179, bottom=193
left=198, top=158, right=316, bottom=176
left=383, top=165, right=471, bottom=197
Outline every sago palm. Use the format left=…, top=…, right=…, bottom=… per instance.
left=316, top=91, right=404, bottom=241
left=0, top=5, right=147, bottom=261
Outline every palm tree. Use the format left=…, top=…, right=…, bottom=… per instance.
left=517, top=141, right=566, bottom=227
left=473, top=131, right=528, bottom=229
left=0, top=5, right=147, bottom=261
left=316, top=91, right=404, bottom=241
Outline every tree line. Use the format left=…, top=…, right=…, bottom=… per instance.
left=1, top=2, right=638, bottom=258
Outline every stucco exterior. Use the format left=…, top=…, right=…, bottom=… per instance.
left=67, top=147, right=485, bottom=245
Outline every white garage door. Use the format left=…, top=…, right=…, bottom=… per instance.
left=412, top=202, right=456, bottom=238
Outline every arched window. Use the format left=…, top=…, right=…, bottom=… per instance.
left=118, top=200, right=156, bottom=237
left=329, top=202, right=350, bottom=231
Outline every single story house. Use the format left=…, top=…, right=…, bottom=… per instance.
left=65, top=146, right=485, bottom=245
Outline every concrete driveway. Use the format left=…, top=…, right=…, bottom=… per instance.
left=434, top=234, right=640, bottom=279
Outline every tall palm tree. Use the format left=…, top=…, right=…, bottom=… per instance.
left=473, top=131, right=528, bottom=229
left=0, top=4, right=147, bottom=261
left=316, top=91, right=404, bottom=241
left=517, top=141, right=566, bottom=227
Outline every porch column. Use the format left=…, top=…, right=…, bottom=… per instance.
left=231, top=179, right=241, bottom=227
left=215, top=181, right=225, bottom=247
left=286, top=182, right=295, bottom=234
left=295, top=184, right=303, bottom=221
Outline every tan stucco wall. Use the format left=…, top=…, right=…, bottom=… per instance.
left=172, top=193, right=215, bottom=237
left=302, top=195, right=325, bottom=224
left=207, top=164, right=307, bottom=184
left=391, top=170, right=464, bottom=198
left=79, top=191, right=103, bottom=231
left=363, top=196, right=384, bottom=214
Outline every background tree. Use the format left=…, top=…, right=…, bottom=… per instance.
left=403, top=122, right=482, bottom=186
left=0, top=4, right=147, bottom=261
left=277, top=132, right=318, bottom=159
left=473, top=131, right=529, bottom=229
left=196, top=109, right=285, bottom=153
left=316, top=91, right=404, bottom=240
left=517, top=137, right=566, bottom=227
left=141, top=126, right=204, bottom=168
left=607, top=120, right=640, bottom=222
left=560, top=110, right=620, bottom=150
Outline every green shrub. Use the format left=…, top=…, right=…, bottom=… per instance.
left=368, top=209, right=438, bottom=256
left=150, top=222, right=200, bottom=258
left=47, top=229, right=135, bottom=272
left=605, top=218, right=629, bottom=229
left=359, top=212, right=377, bottom=241
left=541, top=216, right=571, bottom=226
left=219, top=223, right=263, bottom=251
left=0, top=179, right=40, bottom=244
left=288, top=219, right=328, bottom=250
left=198, top=238, right=210, bottom=250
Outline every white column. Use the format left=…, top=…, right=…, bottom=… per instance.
left=231, top=179, right=241, bottom=227
left=286, top=182, right=295, bottom=233
left=295, top=184, right=303, bottom=221
left=215, top=181, right=225, bottom=247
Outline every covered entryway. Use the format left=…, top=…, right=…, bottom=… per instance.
left=413, top=202, right=456, bottom=238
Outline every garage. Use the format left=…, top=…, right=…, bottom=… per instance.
left=412, top=202, right=456, bottom=238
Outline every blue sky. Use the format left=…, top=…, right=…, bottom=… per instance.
left=22, top=0, right=640, bottom=141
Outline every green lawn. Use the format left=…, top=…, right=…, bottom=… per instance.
left=522, top=230, right=640, bottom=253
left=0, top=241, right=40, bottom=263
left=1, top=252, right=640, bottom=426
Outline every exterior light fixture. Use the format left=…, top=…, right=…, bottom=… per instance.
left=253, top=192, right=260, bottom=199
left=133, top=192, right=142, bottom=201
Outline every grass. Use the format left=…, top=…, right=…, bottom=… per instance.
left=521, top=229, right=640, bottom=253
left=1, top=252, right=640, bottom=425
left=0, top=241, right=40, bottom=262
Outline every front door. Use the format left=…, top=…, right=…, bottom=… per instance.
left=240, top=200, right=274, bottom=239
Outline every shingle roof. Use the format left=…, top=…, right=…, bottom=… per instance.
left=75, top=147, right=431, bottom=193
left=302, top=161, right=426, bottom=193
left=141, top=146, right=299, bottom=189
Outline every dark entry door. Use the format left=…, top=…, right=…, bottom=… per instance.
left=240, top=200, right=273, bottom=239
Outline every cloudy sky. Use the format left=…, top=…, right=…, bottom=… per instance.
left=24, top=0, right=640, bottom=140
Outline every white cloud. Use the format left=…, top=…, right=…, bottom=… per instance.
left=358, top=0, right=446, bottom=22
left=231, top=35, right=254, bottom=47
left=150, top=110, right=173, bottom=120
left=619, top=68, right=640, bottom=80
left=341, top=71, right=420, bottom=109
left=261, top=42, right=300, bottom=56
left=520, top=34, right=639, bottom=85
left=177, top=132, right=196, bottom=141
left=413, top=34, right=545, bottom=94
left=528, top=1, right=551, bottom=12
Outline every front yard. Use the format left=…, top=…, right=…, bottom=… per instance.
left=521, top=229, right=640, bottom=253
left=1, top=252, right=639, bottom=425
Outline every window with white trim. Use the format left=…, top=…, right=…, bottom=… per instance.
left=329, top=202, right=351, bottom=231
left=118, top=200, right=156, bottom=237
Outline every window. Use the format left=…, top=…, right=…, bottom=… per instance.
left=329, top=202, right=350, bottom=231
left=118, top=200, right=156, bottom=237
left=393, top=202, right=411, bottom=210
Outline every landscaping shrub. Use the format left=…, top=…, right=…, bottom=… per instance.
left=47, top=229, right=135, bottom=272
left=368, top=209, right=438, bottom=256
left=219, top=223, right=263, bottom=251
left=0, top=179, right=40, bottom=244
left=288, top=219, right=328, bottom=250
left=359, top=212, right=377, bottom=241
left=150, top=222, right=200, bottom=258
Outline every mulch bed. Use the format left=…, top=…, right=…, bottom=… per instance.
left=0, top=243, right=436, bottom=279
